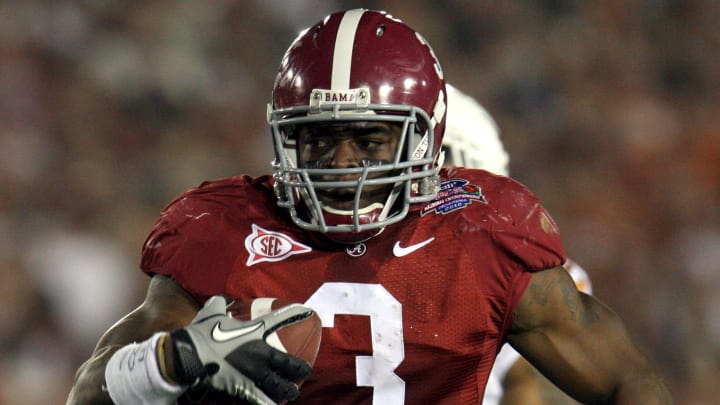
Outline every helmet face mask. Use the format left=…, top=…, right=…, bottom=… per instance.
left=270, top=110, right=439, bottom=243
left=268, top=9, right=446, bottom=243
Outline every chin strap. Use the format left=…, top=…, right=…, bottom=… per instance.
left=378, top=182, right=402, bottom=221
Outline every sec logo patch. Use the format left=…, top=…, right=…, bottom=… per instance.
left=245, top=224, right=312, bottom=266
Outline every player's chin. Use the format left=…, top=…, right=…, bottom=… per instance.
left=319, top=198, right=371, bottom=211
left=318, top=189, right=391, bottom=211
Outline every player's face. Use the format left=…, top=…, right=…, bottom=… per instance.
left=296, top=121, right=402, bottom=210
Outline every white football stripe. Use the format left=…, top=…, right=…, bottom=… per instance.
left=250, top=297, right=287, bottom=353
left=332, top=9, right=365, bottom=89
left=250, top=297, right=275, bottom=318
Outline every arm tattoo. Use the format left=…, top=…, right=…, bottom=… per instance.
left=523, top=268, right=600, bottom=328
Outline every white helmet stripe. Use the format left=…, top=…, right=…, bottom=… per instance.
left=332, top=9, right=365, bottom=89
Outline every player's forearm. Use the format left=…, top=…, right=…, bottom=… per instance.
left=69, top=333, right=190, bottom=405
left=67, top=345, right=121, bottom=405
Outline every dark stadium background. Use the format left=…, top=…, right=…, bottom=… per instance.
left=0, top=1, right=717, bottom=403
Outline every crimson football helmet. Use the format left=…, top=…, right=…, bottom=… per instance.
left=268, top=9, right=447, bottom=243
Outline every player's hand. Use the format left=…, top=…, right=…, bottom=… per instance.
left=169, top=296, right=314, bottom=404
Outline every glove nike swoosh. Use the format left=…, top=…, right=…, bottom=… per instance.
left=211, top=321, right=263, bottom=342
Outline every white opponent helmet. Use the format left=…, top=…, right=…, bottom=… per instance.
left=443, top=84, right=509, bottom=175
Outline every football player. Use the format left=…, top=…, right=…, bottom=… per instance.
left=444, top=84, right=593, bottom=404
left=68, top=9, right=673, bottom=405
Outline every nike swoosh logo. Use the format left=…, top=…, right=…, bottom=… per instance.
left=211, top=321, right=263, bottom=342
left=393, top=237, right=435, bottom=257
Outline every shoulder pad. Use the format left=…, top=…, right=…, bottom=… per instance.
left=440, top=168, right=566, bottom=271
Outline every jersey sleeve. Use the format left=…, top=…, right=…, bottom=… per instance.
left=491, top=175, right=568, bottom=340
left=446, top=168, right=568, bottom=345
left=140, top=176, right=260, bottom=302
left=479, top=173, right=567, bottom=271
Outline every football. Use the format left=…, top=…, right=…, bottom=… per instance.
left=227, top=298, right=322, bottom=368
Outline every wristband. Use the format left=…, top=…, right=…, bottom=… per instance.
left=105, top=332, right=186, bottom=405
left=156, top=333, right=176, bottom=385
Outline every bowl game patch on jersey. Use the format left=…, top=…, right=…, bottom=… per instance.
left=421, top=178, right=488, bottom=216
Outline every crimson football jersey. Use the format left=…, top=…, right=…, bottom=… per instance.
left=141, top=167, right=566, bottom=404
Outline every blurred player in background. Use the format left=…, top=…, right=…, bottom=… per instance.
left=443, top=84, right=509, bottom=176
left=444, top=84, right=592, bottom=405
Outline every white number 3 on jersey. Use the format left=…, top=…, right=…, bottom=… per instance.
left=305, top=282, right=405, bottom=404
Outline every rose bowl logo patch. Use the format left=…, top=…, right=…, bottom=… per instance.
left=421, top=178, right=488, bottom=216
left=245, top=224, right=312, bottom=266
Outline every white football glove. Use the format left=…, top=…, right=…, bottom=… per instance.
left=169, top=296, right=314, bottom=404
